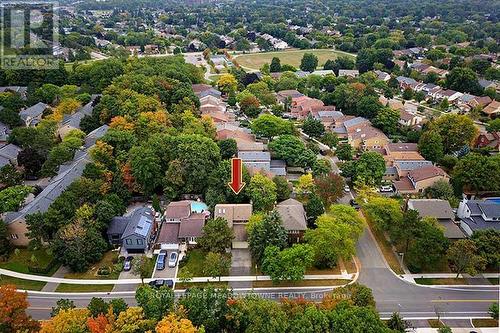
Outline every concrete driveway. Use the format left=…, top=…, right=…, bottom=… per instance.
left=153, top=251, right=178, bottom=280
left=230, top=248, right=252, bottom=289
left=112, top=269, right=139, bottom=292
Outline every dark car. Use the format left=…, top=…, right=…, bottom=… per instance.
left=350, top=199, right=360, bottom=210
left=123, top=256, right=133, bottom=271
left=156, top=251, right=166, bottom=270
left=148, top=279, right=174, bottom=289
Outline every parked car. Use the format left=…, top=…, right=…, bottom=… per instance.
left=123, top=256, right=133, bottom=271
left=148, top=279, right=174, bottom=289
left=168, top=252, right=178, bottom=268
left=156, top=251, right=167, bottom=270
left=379, top=185, right=393, bottom=192
left=349, top=199, right=360, bottom=210
left=344, top=185, right=350, bottom=192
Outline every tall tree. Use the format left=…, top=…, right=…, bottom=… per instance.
left=433, top=114, right=478, bottom=153
left=270, top=57, right=282, bottom=73
left=302, top=115, right=325, bottom=138
left=418, top=130, right=444, bottom=162
left=247, top=173, right=277, bottom=212
left=314, top=172, right=344, bottom=206
left=447, top=239, right=486, bottom=278
left=261, top=244, right=314, bottom=283
left=198, top=217, right=234, bottom=253
left=300, top=53, right=319, bottom=72
left=0, top=285, right=40, bottom=333
left=248, top=210, right=288, bottom=264
left=135, top=285, right=174, bottom=321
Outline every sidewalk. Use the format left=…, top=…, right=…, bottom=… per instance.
left=40, top=266, right=70, bottom=292
left=0, top=267, right=353, bottom=285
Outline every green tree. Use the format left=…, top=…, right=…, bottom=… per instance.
left=486, top=119, right=500, bottom=133
left=270, top=57, right=281, bottom=72
left=353, top=151, right=386, bottom=186
left=446, top=67, right=482, bottom=94
left=453, top=154, right=500, bottom=193
left=0, top=186, right=32, bottom=213
left=423, top=179, right=455, bottom=201
left=300, top=53, right=319, bottom=72
left=471, top=230, right=500, bottom=268
left=218, top=139, right=237, bottom=160
left=129, top=146, right=162, bottom=195
left=335, top=143, right=354, bottom=161
left=326, top=302, right=389, bottom=332
left=272, top=175, right=292, bottom=201
left=363, top=196, right=403, bottom=233
left=305, top=193, right=325, bottom=226
left=250, top=114, right=294, bottom=139
left=320, top=132, right=339, bottom=148
left=489, top=303, right=499, bottom=320
left=248, top=173, right=277, bottom=211
left=261, top=244, right=314, bottom=283
left=50, top=299, right=75, bottom=317
left=0, top=220, right=10, bottom=257
left=0, top=164, right=24, bottom=189
left=198, top=217, right=234, bottom=253
left=391, top=209, right=420, bottom=254
left=402, top=88, right=414, bottom=100
left=438, top=326, right=453, bottom=333
left=418, top=130, right=444, bottom=162
left=387, top=312, right=411, bottom=332
left=87, top=297, right=109, bottom=317
left=433, top=114, right=478, bottom=153
left=269, top=135, right=317, bottom=168
left=447, top=239, right=486, bottom=278
left=305, top=205, right=364, bottom=268
left=135, top=284, right=174, bottom=321
left=132, top=255, right=153, bottom=284
left=314, top=172, right=344, bottom=206
left=248, top=210, right=288, bottom=264
left=372, top=107, right=400, bottom=135
left=302, top=115, right=325, bottom=138
left=203, top=251, right=231, bottom=280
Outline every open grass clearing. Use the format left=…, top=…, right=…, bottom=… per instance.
left=234, top=49, right=356, bottom=71
left=64, top=250, right=121, bottom=280
left=415, top=278, right=469, bottom=285
left=253, top=279, right=350, bottom=288
left=0, top=275, right=46, bottom=291
left=55, top=283, right=114, bottom=293
left=0, top=247, right=60, bottom=276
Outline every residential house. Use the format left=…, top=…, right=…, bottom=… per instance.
left=396, top=76, right=419, bottom=91
left=58, top=96, right=99, bottom=138
left=383, top=143, right=425, bottom=166
left=0, top=86, right=28, bottom=100
left=433, top=89, right=463, bottom=103
left=475, top=132, right=500, bottom=153
left=310, top=70, right=335, bottom=76
left=289, top=96, right=325, bottom=119
left=393, top=47, right=425, bottom=58
left=0, top=121, right=9, bottom=143
left=0, top=143, right=21, bottom=168
left=393, top=165, right=449, bottom=194
left=107, top=206, right=158, bottom=253
left=338, top=69, right=359, bottom=78
left=192, top=84, right=222, bottom=99
left=276, top=90, right=304, bottom=104
left=216, top=123, right=266, bottom=152
left=3, top=125, right=109, bottom=246
left=455, top=94, right=492, bottom=113
left=214, top=203, right=252, bottom=247
left=482, top=100, right=500, bottom=118
left=399, top=109, right=423, bottom=127
left=332, top=116, right=389, bottom=150
left=457, top=198, right=500, bottom=236
left=478, top=79, right=498, bottom=91
left=276, top=199, right=307, bottom=243
left=19, top=102, right=48, bottom=127
left=237, top=151, right=286, bottom=176
left=394, top=160, right=434, bottom=178
left=309, top=108, right=343, bottom=128
left=157, top=200, right=209, bottom=248
left=374, top=70, right=391, bottom=82
left=407, top=199, right=465, bottom=239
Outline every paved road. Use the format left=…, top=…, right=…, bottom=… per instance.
left=356, top=225, right=498, bottom=320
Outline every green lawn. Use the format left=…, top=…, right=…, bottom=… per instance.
left=0, top=248, right=60, bottom=276
left=415, top=278, right=469, bottom=285
left=55, top=283, right=114, bottom=293
left=178, top=249, right=230, bottom=278
left=253, top=279, right=350, bottom=288
left=0, top=276, right=46, bottom=291
left=234, top=49, right=356, bottom=71
left=487, top=278, right=499, bottom=285
left=64, top=251, right=121, bottom=280
left=175, top=281, right=228, bottom=290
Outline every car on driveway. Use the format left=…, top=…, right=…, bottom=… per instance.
left=156, top=251, right=167, bottom=270
left=148, top=279, right=174, bottom=289
left=379, top=184, right=393, bottom=192
left=168, top=252, right=178, bottom=268
left=344, top=185, right=350, bottom=192
left=349, top=199, right=360, bottom=210
left=123, top=256, right=133, bottom=271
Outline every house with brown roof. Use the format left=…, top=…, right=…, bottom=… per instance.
left=393, top=165, right=449, bottom=194
left=214, top=203, right=252, bottom=248
left=276, top=90, right=304, bottom=104
left=482, top=100, right=500, bottom=118
left=383, top=143, right=425, bottom=166
left=276, top=199, right=307, bottom=243
left=157, top=200, right=209, bottom=247
left=399, top=109, right=423, bottom=127
left=289, top=96, right=325, bottom=120
left=407, top=199, right=465, bottom=239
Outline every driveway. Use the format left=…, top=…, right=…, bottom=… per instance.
left=112, top=269, right=139, bottom=292
left=153, top=251, right=178, bottom=281
left=230, top=249, right=252, bottom=289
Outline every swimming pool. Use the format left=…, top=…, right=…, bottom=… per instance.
left=190, top=200, right=208, bottom=213
left=484, top=198, right=500, bottom=205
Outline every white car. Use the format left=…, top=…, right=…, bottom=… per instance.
left=168, top=252, right=178, bottom=268
left=379, top=185, right=393, bottom=192
left=344, top=185, right=350, bottom=192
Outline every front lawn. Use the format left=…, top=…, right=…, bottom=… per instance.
left=55, top=283, right=114, bottom=293
left=178, top=249, right=230, bottom=278
left=253, top=279, right=350, bottom=288
left=472, top=319, right=499, bottom=327
left=0, top=276, right=46, bottom=291
left=0, top=247, right=60, bottom=276
left=64, top=250, right=122, bottom=280
left=175, top=281, right=228, bottom=290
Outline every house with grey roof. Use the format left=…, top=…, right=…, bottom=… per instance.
left=19, top=102, right=48, bottom=127
left=84, top=124, right=109, bottom=148
left=457, top=197, right=500, bottom=236
left=276, top=199, right=307, bottom=243
left=394, top=160, right=433, bottom=178
left=0, top=143, right=21, bottom=168
left=237, top=151, right=286, bottom=176
left=107, top=206, right=157, bottom=253
left=3, top=125, right=108, bottom=246
left=0, top=86, right=28, bottom=100
left=396, top=76, right=419, bottom=90
left=338, top=69, right=359, bottom=78
left=0, top=121, right=10, bottom=143
left=58, top=95, right=100, bottom=138
left=407, top=199, right=465, bottom=239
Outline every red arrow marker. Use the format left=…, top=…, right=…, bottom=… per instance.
left=228, top=157, right=246, bottom=194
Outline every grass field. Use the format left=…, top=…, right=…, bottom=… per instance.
left=415, top=278, right=469, bottom=285
left=253, top=279, right=350, bottom=288
left=0, top=248, right=60, bottom=276
left=234, top=49, right=356, bottom=71
left=0, top=276, right=46, bottom=291
left=55, top=283, right=114, bottom=293
left=64, top=251, right=121, bottom=280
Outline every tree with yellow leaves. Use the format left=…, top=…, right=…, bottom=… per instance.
left=155, top=313, right=199, bottom=333
left=110, top=116, right=135, bottom=131
left=216, top=74, right=237, bottom=94
left=50, top=98, right=82, bottom=122
left=109, top=307, right=155, bottom=333
left=40, top=308, right=90, bottom=333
